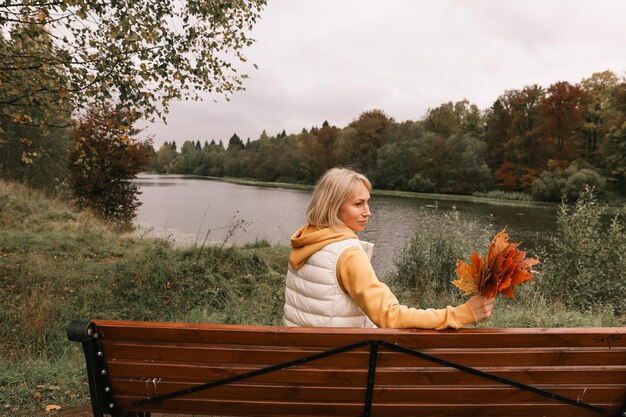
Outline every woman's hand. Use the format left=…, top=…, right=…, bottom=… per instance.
left=468, top=294, right=496, bottom=322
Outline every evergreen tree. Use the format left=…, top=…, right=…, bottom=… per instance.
left=228, top=134, right=244, bottom=151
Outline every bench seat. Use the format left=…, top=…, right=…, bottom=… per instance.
left=67, top=320, right=626, bottom=417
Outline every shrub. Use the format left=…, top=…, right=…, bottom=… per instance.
left=391, top=208, right=494, bottom=303
left=563, top=169, right=606, bottom=200
left=531, top=170, right=566, bottom=201
left=406, top=174, right=434, bottom=192
left=68, top=107, right=153, bottom=229
left=539, top=187, right=626, bottom=315
left=531, top=161, right=606, bottom=202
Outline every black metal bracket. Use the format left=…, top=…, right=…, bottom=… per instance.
left=131, top=338, right=610, bottom=416
left=362, top=341, right=378, bottom=417
left=67, top=321, right=122, bottom=417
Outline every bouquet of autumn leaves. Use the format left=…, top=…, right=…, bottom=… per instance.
left=452, top=228, right=539, bottom=298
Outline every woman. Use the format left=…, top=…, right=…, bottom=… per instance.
left=283, top=167, right=495, bottom=329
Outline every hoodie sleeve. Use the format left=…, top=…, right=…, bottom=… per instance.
left=337, top=247, right=476, bottom=329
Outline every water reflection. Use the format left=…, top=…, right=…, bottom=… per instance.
left=135, top=180, right=181, bottom=187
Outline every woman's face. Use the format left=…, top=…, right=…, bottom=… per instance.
left=338, top=182, right=371, bottom=232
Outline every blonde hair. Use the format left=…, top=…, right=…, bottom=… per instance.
left=306, top=167, right=372, bottom=230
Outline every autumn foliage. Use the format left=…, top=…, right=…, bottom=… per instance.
left=452, top=229, right=539, bottom=298
left=69, top=108, right=152, bottom=229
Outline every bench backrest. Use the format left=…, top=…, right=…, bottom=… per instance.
left=68, top=320, right=626, bottom=417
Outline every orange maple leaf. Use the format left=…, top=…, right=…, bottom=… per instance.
left=452, top=251, right=485, bottom=295
left=452, top=228, right=539, bottom=298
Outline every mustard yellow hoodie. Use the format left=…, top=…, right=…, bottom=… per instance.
left=289, top=225, right=477, bottom=329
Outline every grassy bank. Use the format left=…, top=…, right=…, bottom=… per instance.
left=1, top=179, right=624, bottom=416
left=0, top=179, right=289, bottom=415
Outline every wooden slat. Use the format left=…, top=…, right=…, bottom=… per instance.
left=110, top=380, right=626, bottom=404
left=112, top=396, right=622, bottom=417
left=93, top=320, right=626, bottom=349
left=100, top=340, right=626, bottom=367
left=105, top=360, right=626, bottom=385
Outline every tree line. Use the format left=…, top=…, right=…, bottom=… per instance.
left=151, top=70, right=626, bottom=201
left=2, top=0, right=625, bottom=232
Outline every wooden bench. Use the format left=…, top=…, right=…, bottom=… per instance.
left=67, top=320, right=626, bottom=417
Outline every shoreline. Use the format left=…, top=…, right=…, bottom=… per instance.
left=138, top=172, right=567, bottom=209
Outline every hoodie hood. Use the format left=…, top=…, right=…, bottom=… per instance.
left=289, top=225, right=357, bottom=269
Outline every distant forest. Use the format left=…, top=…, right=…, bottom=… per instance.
left=149, top=70, right=626, bottom=202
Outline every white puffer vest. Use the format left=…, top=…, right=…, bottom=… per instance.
left=283, top=238, right=376, bottom=328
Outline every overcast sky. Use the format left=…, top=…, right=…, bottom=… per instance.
left=142, top=0, right=626, bottom=148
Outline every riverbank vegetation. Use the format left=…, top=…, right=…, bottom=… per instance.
left=1, top=179, right=624, bottom=415
left=392, top=187, right=626, bottom=319
left=150, top=70, right=626, bottom=203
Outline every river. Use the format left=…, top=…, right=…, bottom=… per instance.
left=134, top=174, right=559, bottom=275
